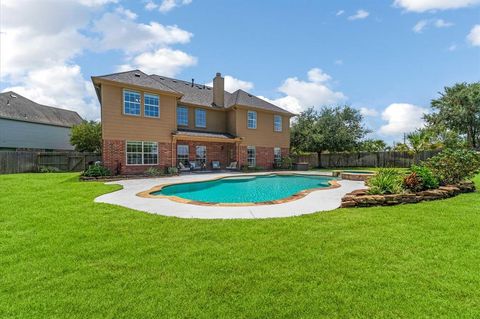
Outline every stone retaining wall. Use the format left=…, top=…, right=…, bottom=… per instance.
left=341, top=181, right=476, bottom=208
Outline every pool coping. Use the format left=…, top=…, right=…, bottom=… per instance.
left=137, top=173, right=341, bottom=206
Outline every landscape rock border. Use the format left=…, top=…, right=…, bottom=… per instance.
left=341, top=181, right=476, bottom=208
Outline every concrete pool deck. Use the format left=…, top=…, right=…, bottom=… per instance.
left=94, top=171, right=366, bottom=219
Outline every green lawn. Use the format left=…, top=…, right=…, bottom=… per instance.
left=1, top=173, right=479, bottom=318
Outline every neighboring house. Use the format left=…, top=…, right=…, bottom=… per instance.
left=0, top=91, right=83, bottom=151
left=91, top=70, right=294, bottom=174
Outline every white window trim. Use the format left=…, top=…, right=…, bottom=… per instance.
left=274, top=115, right=282, bottom=132
left=123, top=89, right=141, bottom=117
left=247, top=110, right=257, bottom=129
left=274, top=147, right=282, bottom=163
left=144, top=93, right=160, bottom=118
left=195, top=108, right=207, bottom=128
left=247, top=146, right=256, bottom=167
left=125, top=141, right=158, bottom=166
left=177, top=106, right=189, bottom=126
left=177, top=144, right=189, bottom=164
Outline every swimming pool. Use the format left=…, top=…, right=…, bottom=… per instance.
left=150, top=174, right=337, bottom=204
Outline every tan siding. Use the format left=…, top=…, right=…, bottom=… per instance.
left=178, top=105, right=226, bottom=132
left=235, top=108, right=290, bottom=148
left=226, top=110, right=236, bottom=135
left=101, top=84, right=176, bottom=142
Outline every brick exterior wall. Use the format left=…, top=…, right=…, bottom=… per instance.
left=102, top=139, right=173, bottom=175
left=103, top=139, right=290, bottom=174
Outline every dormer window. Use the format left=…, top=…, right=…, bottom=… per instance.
left=247, top=110, right=257, bottom=129
left=123, top=90, right=141, bottom=116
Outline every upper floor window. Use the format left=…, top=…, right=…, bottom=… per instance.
left=124, top=90, right=141, bottom=116
left=274, top=115, right=282, bottom=132
left=195, top=109, right=206, bottom=128
left=247, top=111, right=257, bottom=129
left=144, top=93, right=159, bottom=118
left=177, top=106, right=188, bottom=126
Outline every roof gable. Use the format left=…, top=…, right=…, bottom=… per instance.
left=0, top=91, right=84, bottom=127
left=93, top=70, right=180, bottom=95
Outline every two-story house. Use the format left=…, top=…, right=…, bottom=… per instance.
left=91, top=70, right=294, bottom=174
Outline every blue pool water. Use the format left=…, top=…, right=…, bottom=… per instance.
left=152, top=174, right=335, bottom=203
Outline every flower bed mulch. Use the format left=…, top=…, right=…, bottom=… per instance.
left=341, top=181, right=476, bottom=208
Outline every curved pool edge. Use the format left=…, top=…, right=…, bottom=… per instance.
left=136, top=173, right=341, bottom=207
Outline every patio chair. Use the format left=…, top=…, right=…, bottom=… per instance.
left=226, top=161, right=238, bottom=170
left=211, top=161, right=221, bottom=170
left=189, top=161, right=201, bottom=171
left=178, top=161, right=191, bottom=172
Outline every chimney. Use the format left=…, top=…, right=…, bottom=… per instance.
left=212, top=72, right=224, bottom=107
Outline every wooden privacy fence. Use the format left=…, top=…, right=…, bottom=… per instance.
left=0, top=151, right=101, bottom=174
left=292, top=150, right=441, bottom=168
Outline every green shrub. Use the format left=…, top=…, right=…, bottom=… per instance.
left=410, top=165, right=439, bottom=189
left=425, top=149, right=480, bottom=185
left=166, top=166, right=178, bottom=175
left=403, top=172, right=422, bottom=192
left=367, top=168, right=404, bottom=194
left=38, top=166, right=62, bottom=173
left=82, top=164, right=111, bottom=177
left=280, top=156, right=293, bottom=169
left=145, top=167, right=164, bottom=176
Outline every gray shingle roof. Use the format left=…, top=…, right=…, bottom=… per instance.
left=228, top=90, right=291, bottom=114
left=149, top=75, right=228, bottom=109
left=93, top=70, right=294, bottom=115
left=174, top=129, right=236, bottom=139
left=0, top=91, right=83, bottom=127
left=93, top=70, right=180, bottom=95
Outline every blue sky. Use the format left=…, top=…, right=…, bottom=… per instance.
left=1, top=0, right=479, bottom=144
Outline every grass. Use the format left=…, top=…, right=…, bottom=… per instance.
left=1, top=173, right=480, bottom=318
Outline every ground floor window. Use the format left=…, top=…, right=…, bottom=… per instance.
left=177, top=144, right=189, bottom=165
left=274, top=147, right=281, bottom=165
left=126, top=141, right=158, bottom=165
left=247, top=146, right=256, bottom=167
left=196, top=146, right=207, bottom=167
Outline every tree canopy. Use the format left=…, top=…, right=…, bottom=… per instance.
left=291, top=106, right=370, bottom=155
left=70, top=121, right=102, bottom=153
left=425, top=82, right=480, bottom=149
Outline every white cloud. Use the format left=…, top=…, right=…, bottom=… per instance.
left=348, top=9, right=370, bottom=20
left=2, top=65, right=99, bottom=119
left=394, top=0, right=480, bottom=12
left=118, top=48, right=197, bottom=77
left=448, top=44, right=457, bottom=51
left=334, top=59, right=343, bottom=65
left=380, top=103, right=428, bottom=135
left=93, top=7, right=193, bottom=53
left=434, top=19, right=453, bottom=28
left=413, top=19, right=453, bottom=33
left=360, top=107, right=379, bottom=117
left=258, top=68, right=346, bottom=114
left=413, top=20, right=428, bottom=33
left=0, top=1, right=197, bottom=120
left=205, top=76, right=254, bottom=93
left=467, top=25, right=480, bottom=46
left=336, top=10, right=345, bottom=16
left=145, top=0, right=192, bottom=13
